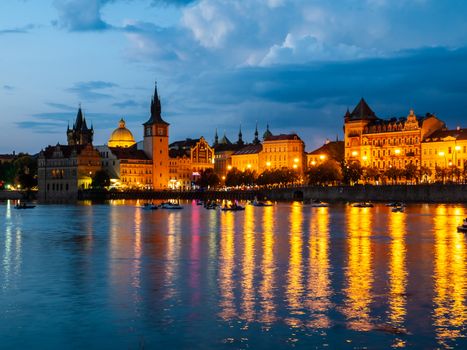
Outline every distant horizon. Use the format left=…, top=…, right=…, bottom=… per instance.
left=1, top=0, right=467, bottom=154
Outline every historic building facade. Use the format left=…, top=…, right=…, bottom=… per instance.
left=38, top=107, right=101, bottom=201
left=143, top=84, right=170, bottom=189
left=421, top=128, right=467, bottom=181
left=306, top=140, right=344, bottom=168
left=168, top=137, right=215, bottom=189
left=262, top=133, right=305, bottom=174
left=344, top=98, right=445, bottom=171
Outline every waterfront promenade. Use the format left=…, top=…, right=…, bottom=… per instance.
left=77, top=184, right=467, bottom=203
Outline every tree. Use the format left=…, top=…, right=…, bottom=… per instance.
left=435, top=166, right=447, bottom=184
left=225, top=168, right=243, bottom=187
left=307, top=160, right=342, bottom=185
left=92, top=170, right=110, bottom=189
left=403, top=163, right=418, bottom=184
left=384, top=167, right=402, bottom=184
left=196, top=168, right=220, bottom=188
left=362, top=166, right=380, bottom=184
left=17, top=173, right=37, bottom=190
left=419, top=166, right=432, bottom=183
left=342, top=161, right=362, bottom=185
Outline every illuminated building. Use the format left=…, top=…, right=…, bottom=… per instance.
left=344, top=98, right=445, bottom=171
left=307, top=140, right=344, bottom=168
left=421, top=128, right=467, bottom=181
left=143, top=83, right=170, bottom=189
left=231, top=144, right=263, bottom=172
left=38, top=106, right=101, bottom=201
left=213, top=129, right=246, bottom=176
left=168, top=137, right=215, bottom=189
left=107, top=118, right=136, bottom=148
left=97, top=119, right=152, bottom=189
left=262, top=133, right=305, bottom=174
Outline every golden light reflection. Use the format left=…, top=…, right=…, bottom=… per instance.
left=259, top=205, right=276, bottom=326
left=240, top=205, right=256, bottom=322
left=307, top=207, right=331, bottom=329
left=388, top=209, right=407, bottom=347
left=164, top=211, right=180, bottom=301
left=285, top=202, right=304, bottom=328
left=343, top=206, right=373, bottom=331
left=433, top=205, right=466, bottom=348
left=219, top=212, right=237, bottom=321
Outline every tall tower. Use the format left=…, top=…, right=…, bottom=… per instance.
left=143, top=82, right=170, bottom=189
left=67, top=106, right=93, bottom=146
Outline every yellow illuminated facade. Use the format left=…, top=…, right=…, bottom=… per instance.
left=231, top=144, right=262, bottom=172
left=344, top=99, right=445, bottom=171
left=168, top=137, right=215, bottom=189
left=262, top=134, right=305, bottom=174
left=422, top=128, right=467, bottom=181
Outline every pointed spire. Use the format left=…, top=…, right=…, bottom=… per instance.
left=253, top=122, right=260, bottom=144
left=144, top=80, right=169, bottom=126
left=263, top=123, right=273, bottom=140
left=237, top=124, right=244, bottom=146
left=214, top=128, right=219, bottom=146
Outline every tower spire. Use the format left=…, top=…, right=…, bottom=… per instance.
left=237, top=124, right=244, bottom=146
left=214, top=128, right=219, bottom=146
left=144, top=80, right=169, bottom=126
left=253, top=121, right=260, bottom=145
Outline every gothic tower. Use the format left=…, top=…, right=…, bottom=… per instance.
left=67, top=106, right=93, bottom=146
left=143, top=82, right=170, bottom=189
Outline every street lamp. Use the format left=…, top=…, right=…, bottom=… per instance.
left=319, top=154, right=326, bottom=160
left=227, top=165, right=232, bottom=171
left=266, top=161, right=271, bottom=167
left=351, top=151, right=358, bottom=157
left=394, top=149, right=401, bottom=155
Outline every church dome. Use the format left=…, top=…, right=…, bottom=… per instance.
left=108, top=119, right=136, bottom=148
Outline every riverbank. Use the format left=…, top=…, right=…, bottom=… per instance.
left=78, top=184, right=467, bottom=203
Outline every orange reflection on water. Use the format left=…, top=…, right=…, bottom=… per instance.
left=388, top=209, right=407, bottom=347
left=219, top=212, right=237, bottom=321
left=343, top=206, right=373, bottom=331
left=285, top=202, right=304, bottom=328
left=433, top=205, right=466, bottom=348
left=240, top=205, right=256, bottom=322
left=258, top=205, right=276, bottom=326
left=307, top=207, right=331, bottom=329
left=164, top=211, right=179, bottom=300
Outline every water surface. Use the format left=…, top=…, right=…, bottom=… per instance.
left=1, top=200, right=466, bottom=349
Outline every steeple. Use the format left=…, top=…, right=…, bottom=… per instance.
left=214, top=128, right=219, bottom=146
left=144, top=81, right=169, bottom=126
left=237, top=124, right=244, bottom=146
left=263, top=124, right=273, bottom=140
left=347, top=98, right=377, bottom=121
left=67, top=105, right=93, bottom=146
left=253, top=122, right=260, bottom=145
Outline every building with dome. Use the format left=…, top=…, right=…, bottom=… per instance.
left=108, top=119, right=136, bottom=148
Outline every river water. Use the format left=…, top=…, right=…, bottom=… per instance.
left=0, top=200, right=466, bottom=349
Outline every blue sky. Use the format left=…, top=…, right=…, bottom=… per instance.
left=1, top=0, right=467, bottom=154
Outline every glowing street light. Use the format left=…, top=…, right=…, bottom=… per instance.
left=455, top=145, right=461, bottom=151
left=293, top=164, right=298, bottom=169
left=319, top=154, right=326, bottom=160
left=247, top=164, right=252, bottom=169
left=438, top=151, right=445, bottom=157
left=227, top=165, right=232, bottom=171
left=394, top=149, right=401, bottom=155
left=362, top=155, right=368, bottom=161
left=266, top=161, right=271, bottom=167
left=351, top=151, right=358, bottom=157
left=311, top=160, right=316, bottom=166
left=294, top=157, right=299, bottom=163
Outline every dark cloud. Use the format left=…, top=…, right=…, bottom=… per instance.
left=0, top=24, right=35, bottom=35
left=65, top=81, right=118, bottom=101
left=161, top=46, right=467, bottom=149
left=3, top=85, right=15, bottom=90
left=15, top=121, right=65, bottom=134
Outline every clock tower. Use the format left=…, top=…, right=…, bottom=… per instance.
left=143, top=82, right=170, bottom=189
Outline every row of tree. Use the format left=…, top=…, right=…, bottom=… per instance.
left=0, top=154, right=38, bottom=190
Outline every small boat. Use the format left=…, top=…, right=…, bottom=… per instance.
left=251, top=199, right=272, bottom=207
left=386, top=202, right=404, bottom=207
left=221, top=203, right=245, bottom=211
left=204, top=201, right=220, bottom=210
left=352, top=202, right=374, bottom=208
left=14, top=203, right=36, bottom=209
left=141, top=203, right=158, bottom=210
left=457, top=218, right=467, bottom=233
left=391, top=206, right=405, bottom=213
left=196, top=200, right=204, bottom=206
left=310, top=200, right=329, bottom=208
left=160, top=202, right=183, bottom=210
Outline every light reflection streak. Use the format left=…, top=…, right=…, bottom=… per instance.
left=433, top=205, right=466, bottom=348
left=285, top=202, right=304, bottom=328
left=164, top=212, right=180, bottom=301
left=307, top=207, right=331, bottom=329
left=2, top=200, right=22, bottom=290
left=219, top=212, right=237, bottom=320
left=343, top=206, right=373, bottom=331
left=190, top=209, right=201, bottom=306
left=258, top=205, right=276, bottom=326
left=388, top=209, right=407, bottom=348
left=240, top=205, right=256, bottom=322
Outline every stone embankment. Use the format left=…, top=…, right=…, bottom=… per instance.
left=78, top=184, right=467, bottom=203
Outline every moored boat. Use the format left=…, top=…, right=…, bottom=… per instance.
left=14, top=203, right=36, bottom=209
left=310, top=200, right=329, bottom=208
left=457, top=218, right=467, bottom=233
left=160, top=202, right=183, bottom=210
left=352, top=202, right=374, bottom=208
left=141, top=203, right=158, bottom=210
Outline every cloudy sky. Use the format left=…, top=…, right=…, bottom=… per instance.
left=1, top=0, right=467, bottom=153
